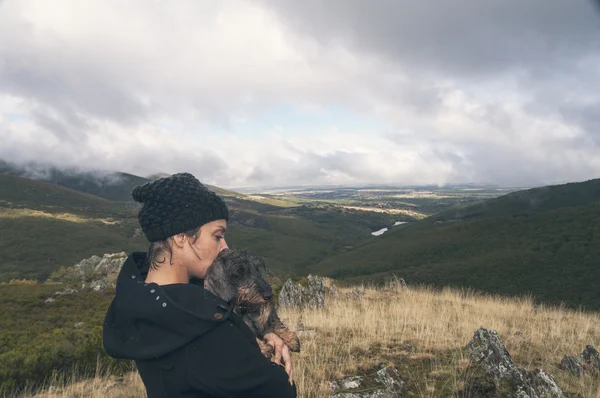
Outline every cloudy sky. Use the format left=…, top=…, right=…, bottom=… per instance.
left=1, top=0, right=599, bottom=189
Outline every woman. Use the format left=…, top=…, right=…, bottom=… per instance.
left=103, top=173, right=296, bottom=397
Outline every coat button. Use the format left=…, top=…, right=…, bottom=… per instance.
left=213, top=313, right=223, bottom=320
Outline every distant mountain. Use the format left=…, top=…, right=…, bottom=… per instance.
left=0, top=160, right=243, bottom=201
left=432, top=178, right=600, bottom=221
left=312, top=178, right=600, bottom=310
left=1, top=160, right=151, bottom=202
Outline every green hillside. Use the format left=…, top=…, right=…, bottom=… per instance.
left=0, top=283, right=126, bottom=395
left=433, top=178, right=600, bottom=221
left=0, top=159, right=249, bottom=202
left=0, top=174, right=395, bottom=282
left=0, top=174, right=133, bottom=217
left=311, top=180, right=600, bottom=310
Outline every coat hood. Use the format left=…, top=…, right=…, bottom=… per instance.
left=103, top=252, right=232, bottom=360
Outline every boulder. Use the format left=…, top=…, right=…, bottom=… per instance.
left=279, top=279, right=305, bottom=309
left=330, top=367, right=405, bottom=398
left=74, top=252, right=127, bottom=291
left=559, top=356, right=582, bottom=377
left=306, top=275, right=325, bottom=308
left=278, top=275, right=326, bottom=309
left=581, top=345, right=600, bottom=370
left=464, top=327, right=564, bottom=398
left=560, top=345, right=600, bottom=376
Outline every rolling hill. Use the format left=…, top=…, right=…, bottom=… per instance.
left=310, top=178, right=600, bottom=310
left=432, top=178, right=600, bottom=221
left=0, top=159, right=245, bottom=202
left=0, top=173, right=396, bottom=282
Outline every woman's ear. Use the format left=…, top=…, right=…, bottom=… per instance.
left=171, top=234, right=187, bottom=248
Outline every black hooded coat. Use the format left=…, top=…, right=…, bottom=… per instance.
left=103, top=252, right=296, bottom=398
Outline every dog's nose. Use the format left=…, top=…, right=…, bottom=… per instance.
left=263, top=291, right=273, bottom=301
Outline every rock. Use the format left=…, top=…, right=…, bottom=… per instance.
left=560, top=345, right=600, bottom=376
left=278, top=275, right=326, bottom=309
left=278, top=279, right=305, bottom=309
left=467, top=327, right=523, bottom=381
left=559, top=355, right=582, bottom=377
left=330, top=367, right=404, bottom=398
left=44, top=297, right=56, bottom=304
left=464, top=327, right=564, bottom=398
left=306, top=275, right=325, bottom=309
left=375, top=368, right=404, bottom=393
left=524, top=369, right=564, bottom=398
left=346, top=289, right=362, bottom=299
left=331, top=376, right=363, bottom=392
left=74, top=255, right=102, bottom=276
left=74, top=252, right=126, bottom=277
left=581, top=345, right=600, bottom=370
left=72, top=252, right=127, bottom=291
left=74, top=322, right=85, bottom=328
left=398, top=343, right=414, bottom=353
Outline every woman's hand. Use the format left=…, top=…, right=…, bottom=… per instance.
left=263, top=332, right=293, bottom=385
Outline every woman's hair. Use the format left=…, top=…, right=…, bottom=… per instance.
left=147, top=226, right=201, bottom=270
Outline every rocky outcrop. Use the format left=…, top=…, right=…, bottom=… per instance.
left=48, top=252, right=127, bottom=292
left=330, top=367, right=405, bottom=397
left=306, top=275, right=325, bottom=308
left=278, top=275, right=326, bottom=309
left=464, top=327, right=564, bottom=398
left=560, top=345, right=600, bottom=377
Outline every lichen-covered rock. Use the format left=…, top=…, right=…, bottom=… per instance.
left=278, top=279, right=305, bottom=309
left=375, top=368, right=404, bottom=393
left=464, top=327, right=564, bottom=398
left=467, top=327, right=523, bottom=382
left=559, top=355, right=582, bottom=377
left=581, top=345, right=600, bottom=370
left=74, top=252, right=127, bottom=279
left=306, top=275, right=325, bottom=308
left=278, top=275, right=327, bottom=309
left=560, top=344, right=600, bottom=376
left=346, top=289, right=362, bottom=299
left=50, top=252, right=128, bottom=291
left=524, top=369, right=564, bottom=398
left=331, top=376, right=363, bottom=392
left=330, top=367, right=404, bottom=398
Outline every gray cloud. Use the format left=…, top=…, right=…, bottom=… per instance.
left=0, top=53, right=147, bottom=125
left=263, top=0, right=600, bottom=79
left=1, top=0, right=599, bottom=188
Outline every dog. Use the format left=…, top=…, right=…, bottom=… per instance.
left=204, top=249, right=300, bottom=357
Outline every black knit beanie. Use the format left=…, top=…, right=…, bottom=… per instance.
left=132, top=173, right=229, bottom=242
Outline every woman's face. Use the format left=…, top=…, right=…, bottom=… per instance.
left=185, top=219, right=229, bottom=278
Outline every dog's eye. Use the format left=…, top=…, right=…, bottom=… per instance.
left=236, top=267, right=245, bottom=276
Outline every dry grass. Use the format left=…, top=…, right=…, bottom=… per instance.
left=0, top=208, right=117, bottom=224
left=20, top=284, right=600, bottom=397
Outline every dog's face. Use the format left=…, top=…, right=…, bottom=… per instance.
left=206, top=249, right=273, bottom=308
